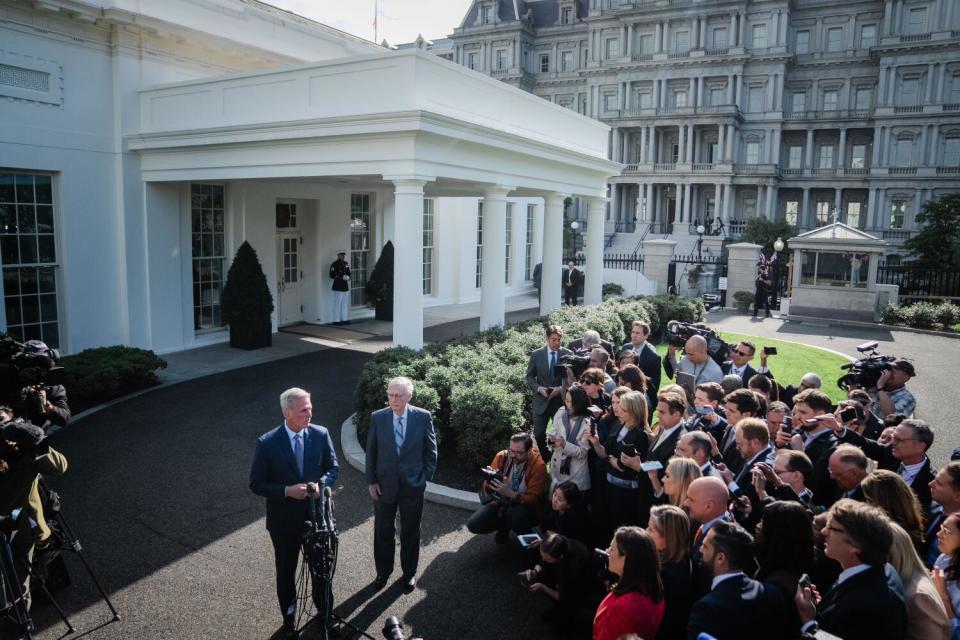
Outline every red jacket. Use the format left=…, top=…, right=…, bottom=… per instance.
left=593, top=591, right=665, bottom=640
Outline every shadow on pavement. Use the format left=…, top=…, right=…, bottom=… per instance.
left=773, top=321, right=895, bottom=344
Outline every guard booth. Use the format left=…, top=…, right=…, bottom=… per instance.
left=786, top=222, right=892, bottom=322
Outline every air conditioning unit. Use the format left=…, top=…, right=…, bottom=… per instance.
left=874, top=284, right=899, bottom=322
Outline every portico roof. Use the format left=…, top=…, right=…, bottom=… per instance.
left=788, top=222, right=888, bottom=252
left=128, top=49, right=620, bottom=197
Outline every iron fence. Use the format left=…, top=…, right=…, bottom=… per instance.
left=563, top=253, right=645, bottom=272
left=877, top=266, right=960, bottom=303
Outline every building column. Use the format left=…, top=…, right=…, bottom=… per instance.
left=929, top=124, right=940, bottom=165
left=700, top=19, right=707, bottom=49
left=627, top=23, right=635, bottom=56
left=806, top=129, right=815, bottom=169
left=801, top=187, right=811, bottom=228
left=639, top=126, right=647, bottom=163
left=834, top=188, right=843, bottom=218
left=728, top=74, right=736, bottom=103
left=715, top=183, right=723, bottom=220
left=678, top=126, right=687, bottom=163
left=738, top=13, right=746, bottom=47
left=584, top=197, right=606, bottom=305
left=682, top=183, right=692, bottom=223
left=655, top=23, right=664, bottom=52
left=480, top=185, right=512, bottom=330
left=883, top=0, right=893, bottom=34
left=390, top=178, right=429, bottom=349
left=718, top=124, right=727, bottom=162
left=686, top=124, right=695, bottom=163
left=838, top=128, right=847, bottom=170
left=767, top=184, right=779, bottom=220
left=867, top=187, right=878, bottom=229
left=540, top=193, right=566, bottom=315
left=723, top=183, right=734, bottom=222
left=730, top=13, right=738, bottom=46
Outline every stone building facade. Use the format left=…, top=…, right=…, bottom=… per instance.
left=441, top=0, right=960, bottom=259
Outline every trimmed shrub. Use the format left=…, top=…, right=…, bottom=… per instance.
left=602, top=283, right=625, bottom=300
left=881, top=302, right=960, bottom=332
left=60, top=346, right=167, bottom=412
left=451, top=382, right=526, bottom=468
left=935, top=302, right=960, bottom=327
left=353, top=295, right=703, bottom=465
left=906, top=302, right=938, bottom=328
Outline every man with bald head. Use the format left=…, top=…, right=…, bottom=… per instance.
left=664, top=334, right=724, bottom=390
left=685, top=476, right=733, bottom=562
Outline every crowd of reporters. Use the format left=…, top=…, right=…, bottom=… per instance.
left=466, top=320, right=958, bottom=640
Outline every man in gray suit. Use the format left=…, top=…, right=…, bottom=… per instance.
left=525, top=324, right=572, bottom=456
left=366, top=376, right=437, bottom=593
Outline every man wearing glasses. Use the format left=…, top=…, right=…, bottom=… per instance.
left=721, top=341, right=758, bottom=387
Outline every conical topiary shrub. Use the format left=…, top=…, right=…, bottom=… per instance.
left=221, top=241, right=275, bottom=349
left=365, top=241, right=394, bottom=321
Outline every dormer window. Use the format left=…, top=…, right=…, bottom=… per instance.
left=481, top=4, right=492, bottom=25
left=561, top=6, right=574, bottom=25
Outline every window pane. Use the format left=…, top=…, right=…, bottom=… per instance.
left=15, top=175, right=34, bottom=203
left=0, top=204, right=15, bottom=234
left=38, top=236, right=56, bottom=263
left=0, top=174, right=14, bottom=203
left=19, top=236, right=37, bottom=264
left=21, top=294, right=39, bottom=324
left=796, top=31, right=809, bottom=54
left=17, top=205, right=35, bottom=234
left=34, top=175, right=52, bottom=205
left=5, top=296, right=21, bottom=325
left=816, top=252, right=853, bottom=287
left=40, top=293, right=57, bottom=321
left=800, top=251, right=817, bottom=285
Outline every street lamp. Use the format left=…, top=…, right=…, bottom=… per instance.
left=772, top=236, right=786, bottom=306
left=696, top=224, right=706, bottom=262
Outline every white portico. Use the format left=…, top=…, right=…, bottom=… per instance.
left=129, top=49, right=619, bottom=350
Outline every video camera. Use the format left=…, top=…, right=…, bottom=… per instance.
left=0, top=334, right=64, bottom=408
left=837, top=341, right=897, bottom=391
left=665, top=321, right=731, bottom=366
left=553, top=353, right=591, bottom=380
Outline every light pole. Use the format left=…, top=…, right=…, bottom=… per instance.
left=773, top=236, right=785, bottom=307
left=696, top=224, right=706, bottom=262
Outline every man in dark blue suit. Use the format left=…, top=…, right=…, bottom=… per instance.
left=720, top=340, right=758, bottom=387
left=250, top=387, right=339, bottom=638
left=688, top=520, right=789, bottom=639
left=366, top=376, right=437, bottom=592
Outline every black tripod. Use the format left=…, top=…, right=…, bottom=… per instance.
left=33, top=481, right=120, bottom=635
left=295, top=487, right=376, bottom=640
left=1, top=513, right=35, bottom=640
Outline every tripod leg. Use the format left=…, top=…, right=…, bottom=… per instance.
left=32, top=575, right=74, bottom=633
left=50, top=512, right=120, bottom=621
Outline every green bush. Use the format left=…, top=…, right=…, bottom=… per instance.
left=450, top=382, right=526, bottom=468
left=880, top=302, right=960, bottom=332
left=353, top=295, right=703, bottom=465
left=733, top=291, right=755, bottom=305
left=602, top=283, right=625, bottom=300
left=60, top=346, right=167, bottom=411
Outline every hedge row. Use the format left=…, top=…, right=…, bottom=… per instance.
left=60, top=346, right=168, bottom=412
left=880, top=302, right=960, bottom=331
left=353, top=294, right=704, bottom=467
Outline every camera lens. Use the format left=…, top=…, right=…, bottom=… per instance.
left=382, top=616, right=405, bottom=640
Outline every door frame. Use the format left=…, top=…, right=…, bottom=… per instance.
left=276, top=230, right=303, bottom=327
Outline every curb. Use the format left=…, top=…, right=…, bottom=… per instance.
left=785, top=315, right=960, bottom=340
left=340, top=413, right=480, bottom=511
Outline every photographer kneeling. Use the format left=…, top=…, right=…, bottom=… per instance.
left=518, top=531, right=604, bottom=636
left=0, top=419, right=68, bottom=610
left=467, top=433, right=548, bottom=544
left=14, top=340, right=71, bottom=432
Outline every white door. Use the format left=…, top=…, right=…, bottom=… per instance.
left=277, top=232, right=303, bottom=326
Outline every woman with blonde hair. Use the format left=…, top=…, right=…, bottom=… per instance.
left=647, top=505, right=692, bottom=640
left=586, top=390, right=650, bottom=536
left=888, top=521, right=951, bottom=640
left=648, top=457, right=701, bottom=509
left=863, top=469, right=926, bottom=554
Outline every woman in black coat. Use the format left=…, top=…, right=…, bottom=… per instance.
left=549, top=481, right=592, bottom=547
left=647, top=505, right=693, bottom=640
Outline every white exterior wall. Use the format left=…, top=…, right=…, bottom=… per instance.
left=0, top=1, right=379, bottom=353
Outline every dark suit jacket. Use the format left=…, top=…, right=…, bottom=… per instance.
left=803, top=431, right=839, bottom=509
left=526, top=345, right=573, bottom=416
left=249, top=423, right=339, bottom=534
left=838, top=430, right=934, bottom=517
left=817, top=564, right=907, bottom=640
left=687, top=574, right=789, bottom=640
left=365, top=406, right=437, bottom=504
left=567, top=338, right=614, bottom=358
left=562, top=266, right=582, bottom=288
left=623, top=341, right=662, bottom=413
left=648, top=424, right=685, bottom=471
left=658, top=559, right=693, bottom=640
left=721, top=361, right=758, bottom=387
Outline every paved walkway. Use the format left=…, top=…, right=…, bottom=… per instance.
left=20, top=302, right=959, bottom=640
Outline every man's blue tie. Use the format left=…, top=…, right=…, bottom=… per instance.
left=294, top=433, right=304, bottom=476
left=549, top=350, right=556, bottom=371
left=394, top=415, right=405, bottom=452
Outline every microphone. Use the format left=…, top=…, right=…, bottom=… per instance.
left=322, top=485, right=332, bottom=499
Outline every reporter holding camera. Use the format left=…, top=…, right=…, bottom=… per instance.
left=663, top=335, right=723, bottom=386
left=467, top=433, right=548, bottom=544
left=14, top=340, right=71, bottom=431
left=874, top=359, right=917, bottom=419
left=0, top=419, right=68, bottom=611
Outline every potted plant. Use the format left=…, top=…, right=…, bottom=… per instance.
left=365, top=241, right=394, bottom=321
left=733, top=290, right=754, bottom=314
left=687, top=264, right=704, bottom=296
left=221, top=241, right=275, bottom=349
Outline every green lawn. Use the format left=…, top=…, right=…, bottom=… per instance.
left=652, top=332, right=850, bottom=404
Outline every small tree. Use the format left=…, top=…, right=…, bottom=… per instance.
left=221, top=241, right=274, bottom=349
left=740, top=218, right=795, bottom=254
left=365, top=241, right=395, bottom=321
left=904, top=193, right=960, bottom=269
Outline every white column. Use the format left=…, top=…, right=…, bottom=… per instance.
left=767, top=185, right=779, bottom=219
left=678, top=125, right=687, bottom=162
left=929, top=124, right=940, bottom=165
left=730, top=13, right=738, bottom=46
left=584, top=197, right=606, bottom=305
left=540, top=193, right=566, bottom=315
left=700, top=19, right=707, bottom=49
left=728, top=74, right=735, bottom=103
left=723, top=183, right=734, bottom=222
left=806, top=129, right=815, bottom=169
left=801, top=188, right=811, bottom=227
left=838, top=128, right=847, bottom=169
left=479, top=186, right=512, bottom=330
left=718, top=125, right=727, bottom=162
left=682, top=182, right=692, bottom=222
left=686, top=124, right=695, bottom=163
left=655, top=23, right=664, bottom=52
left=738, top=12, right=746, bottom=47
left=728, top=125, right=737, bottom=163
left=834, top=188, right=843, bottom=217
left=715, top=183, right=723, bottom=220
left=390, top=178, right=429, bottom=349
left=883, top=1, right=893, bottom=34
left=639, top=126, right=647, bottom=163
left=867, top=187, right=879, bottom=229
